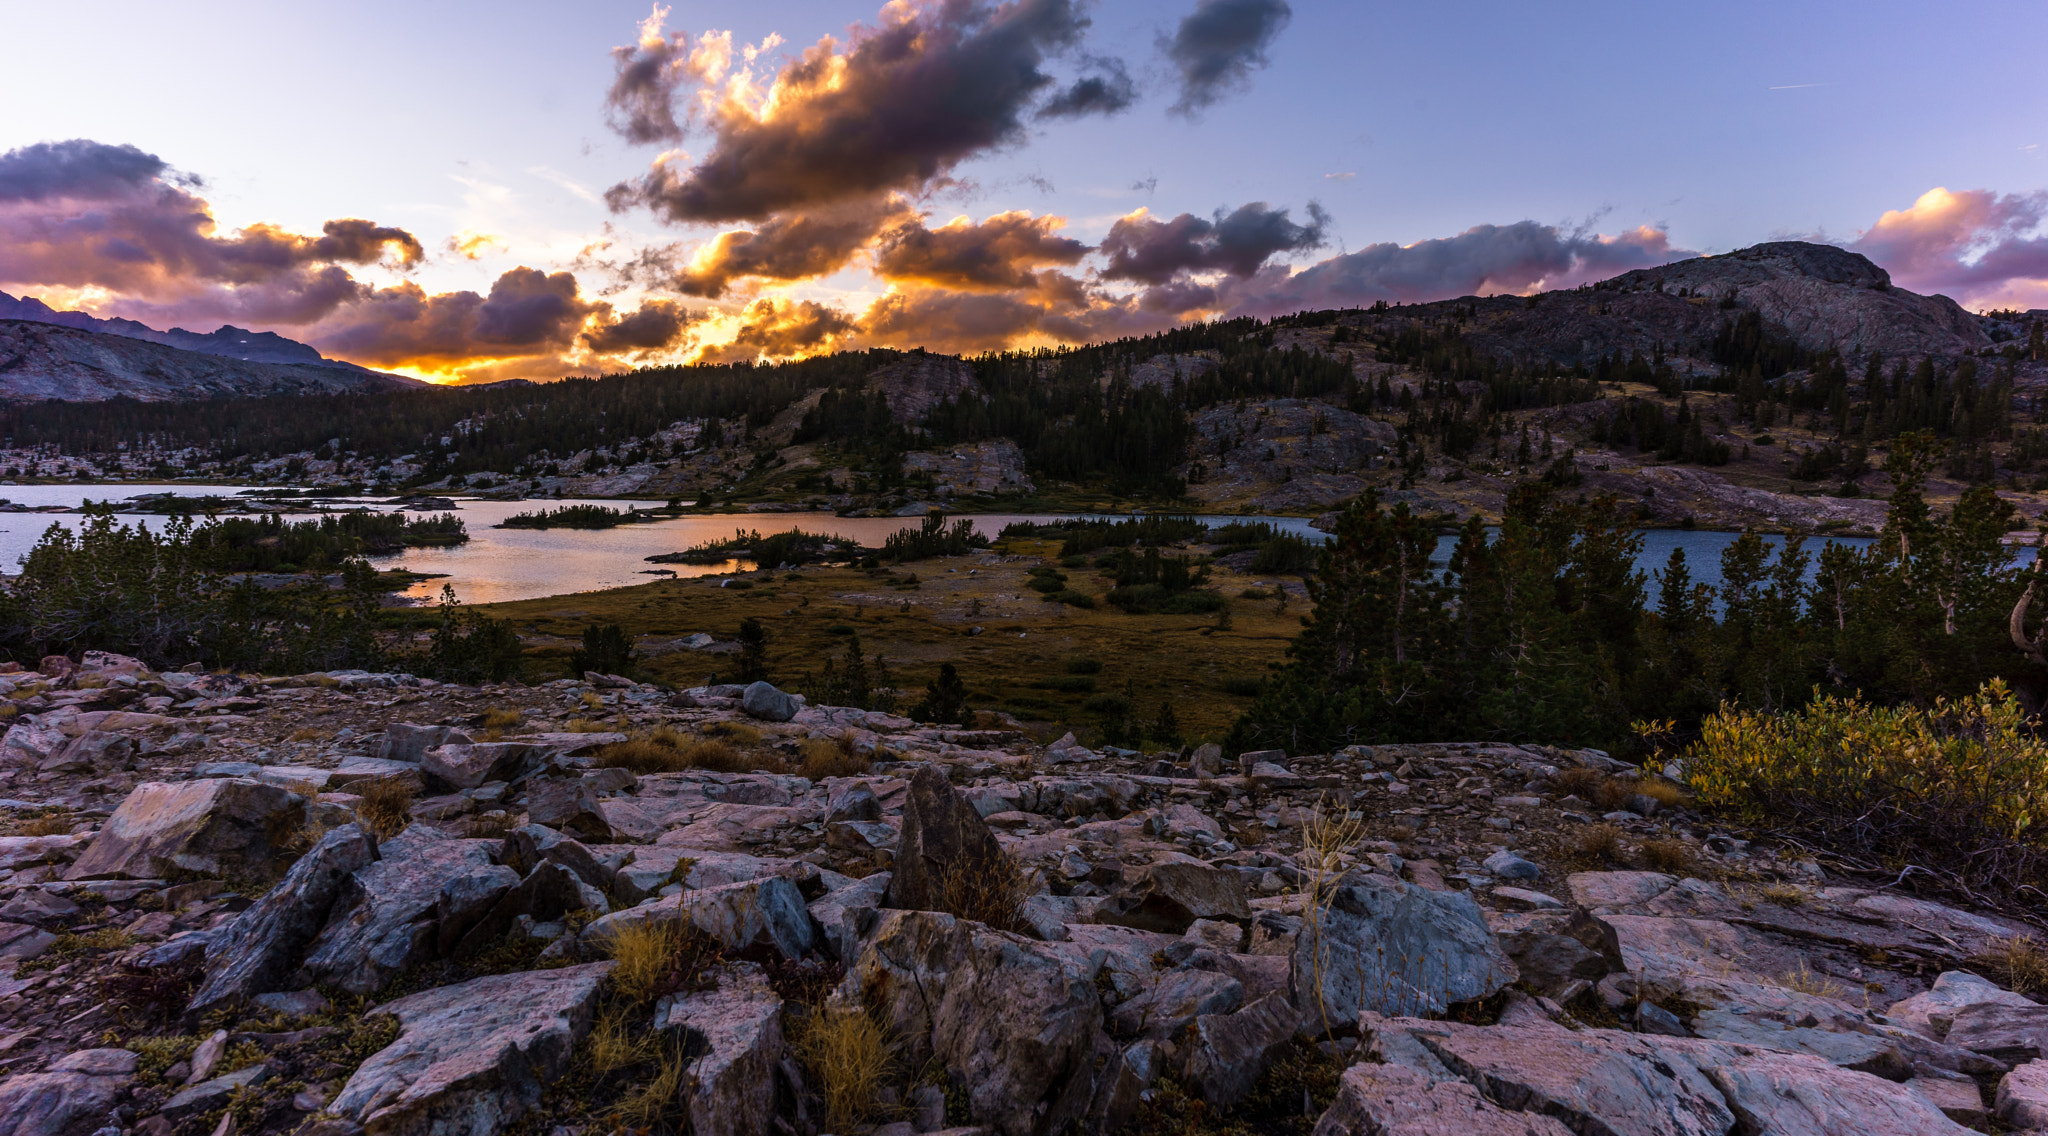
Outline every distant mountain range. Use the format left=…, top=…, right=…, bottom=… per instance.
left=0, top=292, right=424, bottom=402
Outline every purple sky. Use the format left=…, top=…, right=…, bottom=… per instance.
left=1, top=0, right=2043, bottom=381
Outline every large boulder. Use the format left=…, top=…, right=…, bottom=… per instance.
left=38, top=730, right=135, bottom=774
left=420, top=742, right=546, bottom=791
left=1291, top=873, right=1514, bottom=1027
left=524, top=777, right=614, bottom=842
left=0, top=1048, right=138, bottom=1136
left=1945, top=1001, right=2048, bottom=1064
left=1100, top=862, right=1251, bottom=934
left=327, top=962, right=612, bottom=1136
left=741, top=681, right=798, bottom=722
left=1494, top=907, right=1626, bottom=997
left=581, top=876, right=815, bottom=959
left=653, top=962, right=791, bottom=1136
left=1312, top=1061, right=1574, bottom=1135
left=1889, top=971, right=2039, bottom=1040
left=809, top=871, right=892, bottom=963
left=1364, top=1015, right=1974, bottom=1136
left=886, top=764, right=1008, bottom=916
left=453, top=862, right=607, bottom=959
left=841, top=910, right=1103, bottom=1136
left=300, top=829, right=501, bottom=993
left=64, top=778, right=308, bottom=880
left=188, top=823, right=378, bottom=1015
left=377, top=722, right=472, bottom=764
left=1178, top=991, right=1300, bottom=1107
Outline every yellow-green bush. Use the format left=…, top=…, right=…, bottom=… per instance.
left=1684, top=680, right=2048, bottom=894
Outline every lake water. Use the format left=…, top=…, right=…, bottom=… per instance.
left=0, top=484, right=2023, bottom=605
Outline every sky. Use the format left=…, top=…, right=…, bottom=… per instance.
left=1, top=0, right=2044, bottom=383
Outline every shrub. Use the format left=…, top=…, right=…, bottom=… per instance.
left=480, top=707, right=524, bottom=729
left=1555, top=766, right=1605, bottom=800
left=1685, top=681, right=2048, bottom=896
left=932, top=851, right=1028, bottom=933
left=1220, top=677, right=1262, bottom=697
left=1049, top=590, right=1096, bottom=609
left=570, top=623, right=635, bottom=677
left=795, top=1008, right=896, bottom=1130
left=1642, top=838, right=1693, bottom=874
left=352, top=776, right=417, bottom=839
left=800, top=737, right=871, bottom=779
left=1577, top=823, right=1622, bottom=862
left=1977, top=934, right=2048, bottom=997
left=1083, top=692, right=1133, bottom=716
left=1065, top=658, right=1104, bottom=675
left=595, top=738, right=694, bottom=774
left=1037, top=675, right=1096, bottom=694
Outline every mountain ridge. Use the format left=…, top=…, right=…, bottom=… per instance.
left=0, top=319, right=426, bottom=403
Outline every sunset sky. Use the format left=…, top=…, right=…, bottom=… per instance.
left=2, top=0, right=2045, bottom=383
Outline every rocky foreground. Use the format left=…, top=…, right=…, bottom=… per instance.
left=1, top=655, right=2046, bottom=1134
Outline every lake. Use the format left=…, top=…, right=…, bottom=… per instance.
left=0, top=484, right=2019, bottom=605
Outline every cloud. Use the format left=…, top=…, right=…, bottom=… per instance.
left=309, top=266, right=601, bottom=369
left=699, top=297, right=856, bottom=363
left=1163, top=0, right=1291, bottom=116
left=671, top=197, right=912, bottom=297
left=582, top=297, right=701, bottom=353
left=1228, top=220, right=1688, bottom=313
left=1099, top=200, right=1327, bottom=284
left=605, top=0, right=1094, bottom=224
left=1846, top=187, right=2048, bottom=310
left=873, top=209, right=1090, bottom=291
left=448, top=231, right=506, bottom=260
left=1039, top=55, right=1137, bottom=118
left=0, top=139, right=175, bottom=202
left=603, top=5, right=735, bottom=145
left=0, top=138, right=423, bottom=328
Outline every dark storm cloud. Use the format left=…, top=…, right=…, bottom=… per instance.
left=582, top=298, right=700, bottom=352
left=873, top=210, right=1090, bottom=290
left=1163, top=0, right=1291, bottom=116
left=312, top=267, right=600, bottom=367
left=672, top=199, right=912, bottom=298
left=1038, top=55, right=1136, bottom=118
left=603, top=10, right=710, bottom=145
left=1098, top=200, right=1327, bottom=283
left=606, top=0, right=1093, bottom=224
left=0, top=139, right=171, bottom=202
left=1232, top=220, right=1687, bottom=313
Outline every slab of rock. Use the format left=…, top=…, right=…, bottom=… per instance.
left=328, top=962, right=612, bottom=1135
left=65, top=778, right=307, bottom=880
left=164, top=1062, right=271, bottom=1119
left=525, top=776, right=614, bottom=842
left=887, top=764, right=1010, bottom=918
left=453, top=862, right=606, bottom=959
left=1369, top=1015, right=1973, bottom=1136
left=1565, top=870, right=1677, bottom=909
left=1998, top=1058, right=2048, bottom=1129
left=1889, top=970, right=2039, bottom=1040
left=1179, top=992, right=1299, bottom=1106
left=1946, top=1001, right=2048, bottom=1064
left=0, top=834, right=89, bottom=871
left=844, top=910, right=1103, bottom=1136
left=810, top=871, right=892, bottom=963
left=301, top=832, right=500, bottom=993
left=1312, top=1061, right=1574, bottom=1135
left=1109, top=968, right=1243, bottom=1038
left=0, top=1047, right=137, bottom=1136
left=1494, top=908, right=1624, bottom=997
left=1292, top=873, right=1514, bottom=1026
left=653, top=962, right=789, bottom=1136
left=421, top=742, right=545, bottom=791
left=39, top=729, right=135, bottom=773
left=582, top=875, right=816, bottom=959
left=1907, top=1073, right=1987, bottom=1126
left=741, top=681, right=798, bottom=722
left=1102, top=862, right=1251, bottom=934
left=189, top=823, right=378, bottom=1015
left=376, top=722, right=472, bottom=764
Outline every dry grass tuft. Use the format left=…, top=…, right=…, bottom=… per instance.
left=605, top=919, right=685, bottom=1004
left=580, top=691, right=605, bottom=710
left=288, top=727, right=333, bottom=743
left=584, top=1006, right=656, bottom=1077
left=1577, top=823, right=1623, bottom=862
left=465, top=812, right=517, bottom=840
left=564, top=717, right=611, bottom=733
left=1776, top=960, right=1847, bottom=999
left=704, top=721, right=764, bottom=747
left=1637, top=780, right=1688, bottom=808
left=1593, top=777, right=1637, bottom=811
left=1756, top=882, right=1808, bottom=907
left=615, top=1042, right=686, bottom=1129
left=1555, top=766, right=1605, bottom=800
left=17, top=813, right=73, bottom=837
left=933, top=851, right=1029, bottom=933
left=800, top=736, right=871, bottom=780
left=481, top=707, right=525, bottom=729
left=353, top=776, right=417, bottom=840
left=1978, top=934, right=2048, bottom=997
left=796, top=1008, right=897, bottom=1131
left=596, top=738, right=695, bottom=775
left=1642, top=838, right=1693, bottom=874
